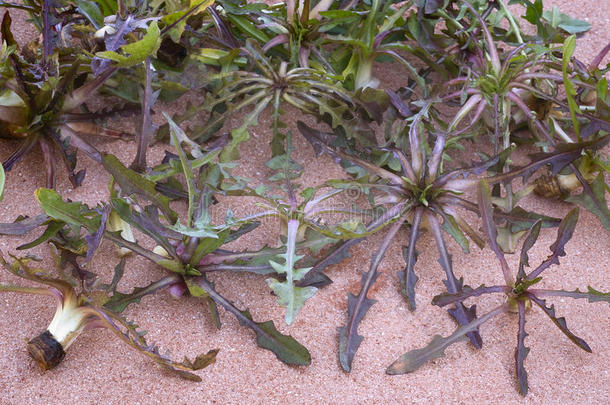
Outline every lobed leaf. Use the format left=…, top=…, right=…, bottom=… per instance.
left=528, top=294, right=591, bottom=352
left=195, top=276, right=311, bottom=365
left=0, top=214, right=49, bottom=236
left=35, top=189, right=100, bottom=231
left=339, top=216, right=406, bottom=372
left=96, top=21, right=162, bottom=68
left=387, top=305, right=507, bottom=374
left=103, top=154, right=177, bottom=223
left=515, top=301, right=530, bottom=396
left=565, top=174, right=609, bottom=230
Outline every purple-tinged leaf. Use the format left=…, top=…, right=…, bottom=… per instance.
left=130, top=58, right=155, bottom=172
left=461, top=0, right=500, bottom=73
left=262, top=34, right=289, bottom=53
left=528, top=286, right=609, bottom=305
left=3, top=134, right=39, bottom=172
left=298, top=202, right=407, bottom=288
left=386, top=89, right=412, bottom=118
left=1, top=12, right=33, bottom=104
left=518, top=220, right=542, bottom=280
left=400, top=206, right=422, bottom=311
left=589, top=43, right=610, bottom=70
left=339, top=215, right=407, bottom=372
left=103, top=275, right=181, bottom=313
left=387, top=304, right=507, bottom=374
left=110, top=198, right=178, bottom=260
left=527, top=208, right=579, bottom=280
left=194, top=276, right=310, bottom=365
left=296, top=237, right=361, bottom=288
left=478, top=180, right=512, bottom=285
left=83, top=206, right=110, bottom=267
left=83, top=307, right=217, bottom=381
left=338, top=288, right=375, bottom=372
left=0, top=214, right=49, bottom=236
left=297, top=121, right=403, bottom=185
left=486, top=136, right=609, bottom=186
left=39, top=137, right=56, bottom=189
left=16, top=221, right=63, bottom=250
left=208, top=7, right=238, bottom=48
left=427, top=212, right=482, bottom=348
left=515, top=301, right=530, bottom=396
left=432, top=285, right=509, bottom=307
left=528, top=294, right=592, bottom=352
left=427, top=135, right=445, bottom=183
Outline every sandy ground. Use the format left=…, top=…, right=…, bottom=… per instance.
left=0, top=1, right=608, bottom=404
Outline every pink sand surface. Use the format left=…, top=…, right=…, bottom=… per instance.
left=0, top=1, right=608, bottom=404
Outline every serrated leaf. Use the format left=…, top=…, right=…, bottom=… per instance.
left=400, top=207, right=422, bottom=311
left=103, top=275, right=180, bottom=313
left=528, top=295, right=591, bottom=352
left=103, top=154, right=177, bottom=223
left=0, top=163, right=4, bottom=202
left=515, top=301, right=530, bottom=396
left=340, top=216, right=406, bottom=372
left=35, top=188, right=99, bottom=231
left=535, top=286, right=610, bottom=305
left=565, top=174, right=609, bottom=230
left=96, top=21, right=161, bottom=67
left=266, top=279, right=317, bottom=325
left=526, top=208, right=579, bottom=280
left=267, top=219, right=314, bottom=325
left=387, top=305, right=506, bottom=374
left=427, top=213, right=482, bottom=348
left=194, top=276, right=310, bottom=365
left=338, top=290, right=377, bottom=373
left=0, top=214, right=49, bottom=236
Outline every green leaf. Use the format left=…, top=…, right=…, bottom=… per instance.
left=220, top=94, right=272, bottom=162
left=562, top=35, right=581, bottom=138
left=96, top=21, right=161, bottom=67
left=167, top=220, right=218, bottom=238
left=34, top=188, right=99, bottom=231
left=102, top=154, right=177, bottom=223
left=440, top=213, right=469, bottom=253
left=104, top=275, right=180, bottom=313
left=75, top=0, right=103, bottom=28
left=536, top=286, right=610, bottom=305
left=266, top=279, right=317, bottom=326
left=195, top=276, right=311, bottom=365
left=266, top=219, right=315, bottom=325
left=17, top=221, right=63, bottom=250
left=166, top=113, right=198, bottom=226
left=240, top=308, right=311, bottom=366
left=162, top=0, right=216, bottom=42
left=542, top=7, right=591, bottom=34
